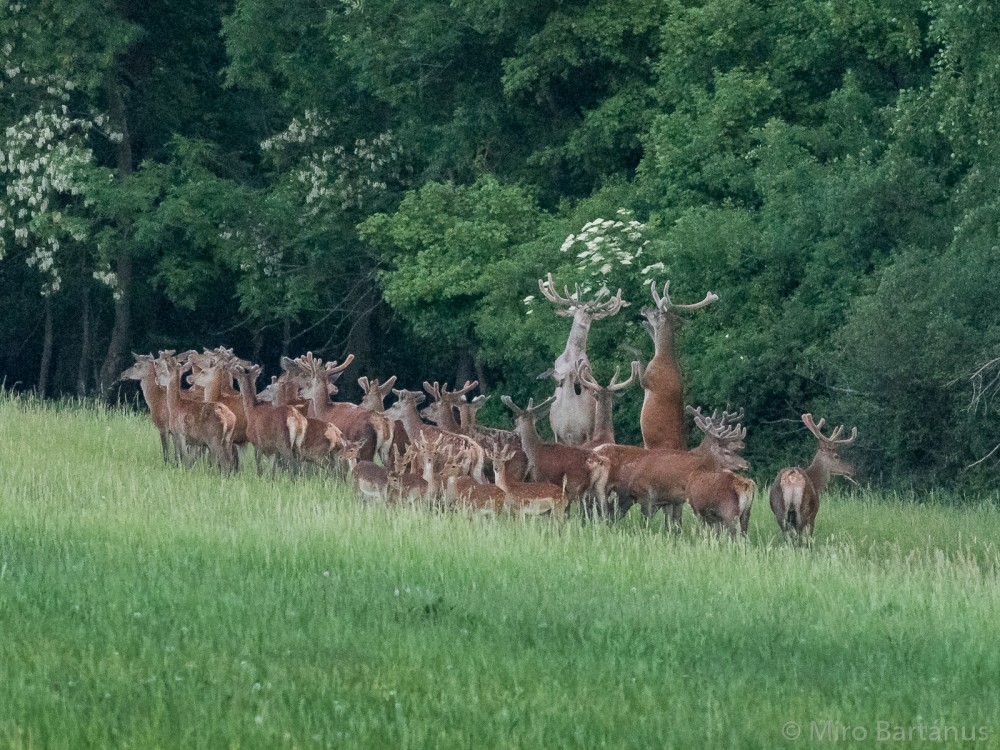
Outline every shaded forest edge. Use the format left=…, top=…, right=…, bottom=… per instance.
left=0, top=0, right=998, bottom=488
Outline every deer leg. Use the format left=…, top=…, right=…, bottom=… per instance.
left=254, top=446, right=264, bottom=477
left=159, top=430, right=171, bottom=462
left=665, top=502, right=683, bottom=531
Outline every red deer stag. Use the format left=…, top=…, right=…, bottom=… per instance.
left=286, top=352, right=382, bottom=464
left=229, top=363, right=308, bottom=477
left=639, top=280, right=717, bottom=450
left=604, top=407, right=748, bottom=527
left=770, top=414, right=857, bottom=536
left=685, top=470, right=758, bottom=538
left=537, top=272, right=626, bottom=445
left=152, top=352, right=237, bottom=472
left=500, top=395, right=608, bottom=515
left=258, top=372, right=345, bottom=470
left=419, top=380, right=477, bottom=433
left=576, top=360, right=641, bottom=447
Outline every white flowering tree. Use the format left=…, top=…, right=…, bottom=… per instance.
left=0, top=2, right=126, bottom=395
left=216, top=110, right=406, bottom=356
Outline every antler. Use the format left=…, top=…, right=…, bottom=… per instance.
left=577, top=360, right=640, bottom=393
left=325, top=354, right=355, bottom=377
left=687, top=405, right=747, bottom=442
left=538, top=272, right=626, bottom=319
left=649, top=280, right=718, bottom=312
left=802, top=413, right=858, bottom=446
left=501, top=394, right=556, bottom=418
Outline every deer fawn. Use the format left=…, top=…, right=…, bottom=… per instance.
left=770, top=414, right=857, bottom=536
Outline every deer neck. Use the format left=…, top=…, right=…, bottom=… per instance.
left=651, top=316, right=678, bottom=362
left=138, top=369, right=166, bottom=415
left=305, top=376, right=335, bottom=419
left=162, top=368, right=183, bottom=419
left=492, top=461, right=511, bottom=493
left=422, top=457, right=438, bottom=494
left=806, top=453, right=832, bottom=494
left=556, top=312, right=593, bottom=372
left=234, top=373, right=259, bottom=420
left=397, top=400, right=426, bottom=440
left=591, top=393, right=616, bottom=444
left=513, top=418, right=541, bottom=465
left=203, top=366, right=228, bottom=402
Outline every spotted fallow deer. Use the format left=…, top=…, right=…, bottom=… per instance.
left=383, top=389, right=488, bottom=482
left=770, top=414, right=857, bottom=536
left=638, top=280, right=718, bottom=450
left=537, top=272, right=626, bottom=445
left=576, top=359, right=641, bottom=447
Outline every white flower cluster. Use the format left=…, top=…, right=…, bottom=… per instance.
left=93, top=266, right=121, bottom=300
left=558, top=208, right=651, bottom=287
left=262, top=113, right=399, bottom=213
left=0, top=14, right=120, bottom=296
left=219, top=223, right=283, bottom=277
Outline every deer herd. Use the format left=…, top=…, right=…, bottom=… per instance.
left=121, top=276, right=857, bottom=539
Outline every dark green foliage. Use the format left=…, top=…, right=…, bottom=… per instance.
left=2, top=0, right=1000, bottom=487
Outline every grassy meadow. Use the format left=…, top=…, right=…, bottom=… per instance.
left=1, top=393, right=998, bottom=749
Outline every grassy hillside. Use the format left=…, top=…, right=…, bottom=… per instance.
left=1, top=394, right=998, bottom=748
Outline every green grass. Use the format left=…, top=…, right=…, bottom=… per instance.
left=1, top=393, right=998, bottom=749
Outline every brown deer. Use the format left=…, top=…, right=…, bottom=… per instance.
left=152, top=352, right=237, bottom=473
left=602, top=407, right=748, bottom=527
left=383, top=389, right=487, bottom=482
left=121, top=353, right=176, bottom=462
left=685, top=470, right=758, bottom=538
left=358, top=375, right=406, bottom=467
left=500, top=395, right=608, bottom=514
left=638, top=280, right=717, bottom=450
left=229, top=363, right=308, bottom=477
left=286, top=352, right=381, bottom=464
left=537, top=272, right=626, bottom=445
left=489, top=444, right=567, bottom=519
left=454, top=394, right=530, bottom=484
left=576, top=360, right=641, bottom=447
left=441, top=448, right=506, bottom=517
left=770, top=414, right=857, bottom=536
left=419, top=380, right=478, bottom=433
left=258, top=372, right=344, bottom=471
left=187, top=349, right=250, bottom=459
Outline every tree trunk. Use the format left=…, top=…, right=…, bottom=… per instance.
left=97, top=71, right=134, bottom=396
left=38, top=296, right=53, bottom=398
left=76, top=281, right=92, bottom=396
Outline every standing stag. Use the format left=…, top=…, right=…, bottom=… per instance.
left=770, top=414, right=857, bottom=536
left=638, top=280, right=717, bottom=450
left=537, top=272, right=626, bottom=445
left=576, top=360, right=641, bottom=447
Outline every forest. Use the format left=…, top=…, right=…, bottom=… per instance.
left=1, top=0, right=999, bottom=487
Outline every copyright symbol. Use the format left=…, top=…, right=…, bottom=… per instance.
left=782, top=721, right=801, bottom=740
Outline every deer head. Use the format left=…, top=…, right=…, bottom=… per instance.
left=802, top=413, right=857, bottom=481
left=537, top=272, right=626, bottom=320
left=640, top=280, right=718, bottom=335
left=358, top=375, right=398, bottom=412
left=687, top=405, right=750, bottom=471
